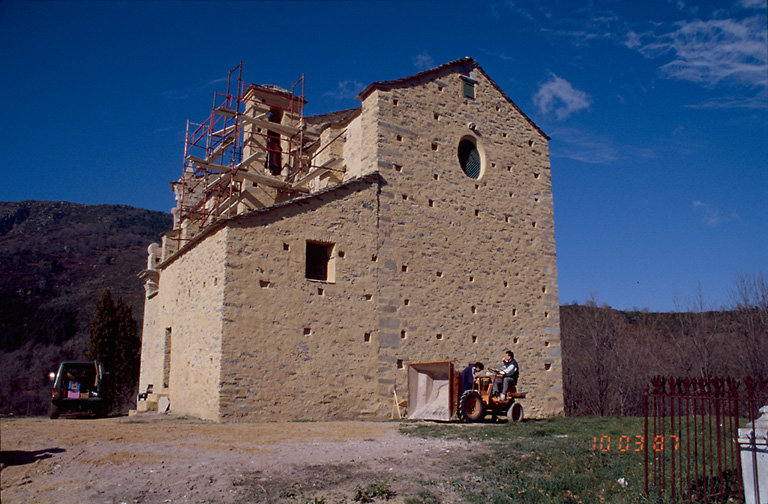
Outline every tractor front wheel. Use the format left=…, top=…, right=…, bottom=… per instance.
left=458, top=390, right=485, bottom=422
left=507, top=402, right=523, bottom=423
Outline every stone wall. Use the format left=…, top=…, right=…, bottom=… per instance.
left=139, top=227, right=228, bottom=420
left=218, top=180, right=382, bottom=420
left=364, top=67, right=562, bottom=417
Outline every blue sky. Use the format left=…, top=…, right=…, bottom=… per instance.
left=1, top=0, right=765, bottom=312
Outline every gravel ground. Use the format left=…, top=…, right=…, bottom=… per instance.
left=1, top=414, right=476, bottom=503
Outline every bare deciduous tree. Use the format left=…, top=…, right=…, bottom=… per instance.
left=730, top=271, right=768, bottom=377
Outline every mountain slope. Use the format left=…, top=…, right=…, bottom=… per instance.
left=0, top=200, right=169, bottom=414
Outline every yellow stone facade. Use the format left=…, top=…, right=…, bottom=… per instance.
left=139, top=58, right=563, bottom=421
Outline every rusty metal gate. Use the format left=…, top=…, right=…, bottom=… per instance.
left=644, top=376, right=768, bottom=503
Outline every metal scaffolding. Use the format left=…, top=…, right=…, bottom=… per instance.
left=171, top=63, right=342, bottom=249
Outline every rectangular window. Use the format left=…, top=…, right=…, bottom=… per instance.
left=305, top=241, right=335, bottom=282
left=462, top=77, right=476, bottom=99
left=163, top=327, right=172, bottom=389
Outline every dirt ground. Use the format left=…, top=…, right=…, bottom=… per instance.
left=1, top=414, right=477, bottom=504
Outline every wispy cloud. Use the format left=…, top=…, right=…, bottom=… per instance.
left=550, top=127, right=656, bottom=165
left=162, top=77, right=228, bottom=101
left=625, top=16, right=767, bottom=90
left=692, top=201, right=741, bottom=226
left=685, top=93, right=768, bottom=109
left=739, top=0, right=765, bottom=9
left=490, top=1, right=540, bottom=20
left=549, top=128, right=618, bottom=164
left=323, top=80, right=366, bottom=100
left=533, top=74, right=592, bottom=120
left=412, top=52, right=435, bottom=71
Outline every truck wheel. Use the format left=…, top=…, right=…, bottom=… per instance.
left=49, top=404, right=60, bottom=419
left=459, top=390, right=485, bottom=422
left=507, top=402, right=523, bottom=423
left=94, top=404, right=108, bottom=418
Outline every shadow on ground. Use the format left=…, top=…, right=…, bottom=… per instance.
left=0, top=448, right=66, bottom=468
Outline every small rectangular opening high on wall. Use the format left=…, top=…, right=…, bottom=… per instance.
left=305, top=241, right=335, bottom=282
left=163, top=327, right=172, bottom=389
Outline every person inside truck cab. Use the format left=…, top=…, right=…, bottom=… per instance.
left=492, top=350, right=519, bottom=401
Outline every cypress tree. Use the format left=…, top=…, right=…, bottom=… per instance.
left=86, top=289, right=141, bottom=411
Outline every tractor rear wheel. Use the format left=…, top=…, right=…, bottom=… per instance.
left=507, top=402, right=523, bottom=423
left=458, top=390, right=485, bottom=422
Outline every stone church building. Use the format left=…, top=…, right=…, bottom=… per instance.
left=138, top=57, right=563, bottom=421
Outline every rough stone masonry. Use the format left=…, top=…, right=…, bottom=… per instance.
left=138, top=57, right=564, bottom=421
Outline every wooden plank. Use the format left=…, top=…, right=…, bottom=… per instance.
left=187, top=156, right=230, bottom=173
left=240, top=188, right=268, bottom=210
left=291, top=157, right=342, bottom=189
left=214, top=106, right=237, bottom=118
left=238, top=115, right=302, bottom=137
left=239, top=170, right=294, bottom=191
left=236, top=150, right=266, bottom=170
left=205, top=174, right=228, bottom=193
left=291, top=168, right=328, bottom=189
left=207, top=137, right=235, bottom=164
left=211, top=123, right=237, bottom=138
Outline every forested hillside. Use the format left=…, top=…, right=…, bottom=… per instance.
left=561, top=293, right=767, bottom=416
left=0, top=201, right=169, bottom=414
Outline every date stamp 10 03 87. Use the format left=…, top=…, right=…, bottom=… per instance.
left=592, top=435, right=680, bottom=453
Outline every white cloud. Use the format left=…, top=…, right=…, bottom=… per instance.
left=533, top=74, right=592, bottom=120
left=412, top=52, right=435, bottom=71
left=692, top=201, right=741, bottom=226
left=323, top=80, right=366, bottom=100
left=626, top=16, right=768, bottom=90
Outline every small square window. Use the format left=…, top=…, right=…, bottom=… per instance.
left=305, top=241, right=335, bottom=282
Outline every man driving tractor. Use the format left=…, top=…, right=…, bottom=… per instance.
left=455, top=349, right=525, bottom=422
left=491, top=350, right=519, bottom=401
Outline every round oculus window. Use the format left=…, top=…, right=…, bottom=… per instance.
left=458, top=139, right=482, bottom=179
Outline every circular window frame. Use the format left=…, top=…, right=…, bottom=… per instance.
left=457, top=135, right=486, bottom=180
